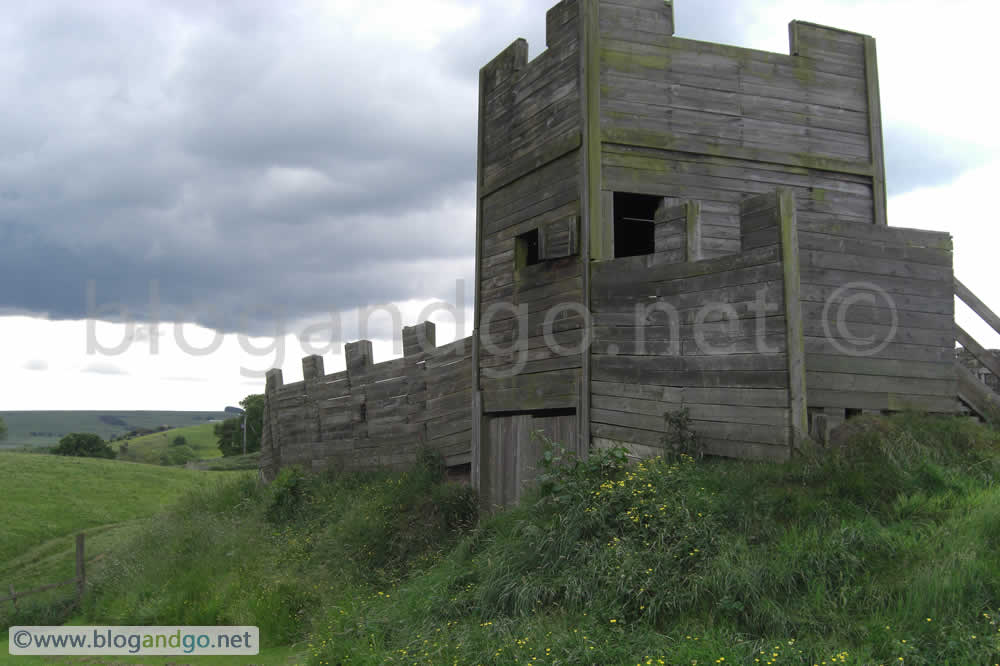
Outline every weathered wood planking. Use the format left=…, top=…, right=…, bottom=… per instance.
left=598, top=31, right=871, bottom=169
left=261, top=332, right=475, bottom=479
left=481, top=4, right=581, bottom=195
left=797, top=220, right=957, bottom=414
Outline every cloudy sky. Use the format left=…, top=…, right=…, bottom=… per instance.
left=1, top=0, right=997, bottom=410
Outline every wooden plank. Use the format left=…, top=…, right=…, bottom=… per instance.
left=956, top=362, right=1000, bottom=425
left=800, top=248, right=952, bottom=282
left=600, top=125, right=872, bottom=178
left=955, top=278, right=1000, bottom=338
left=802, top=319, right=953, bottom=349
left=483, top=131, right=582, bottom=196
left=579, top=0, right=599, bottom=464
left=546, top=0, right=579, bottom=48
left=591, top=409, right=789, bottom=445
left=590, top=381, right=789, bottom=406
left=797, top=218, right=951, bottom=249
left=806, top=353, right=955, bottom=380
left=806, top=388, right=961, bottom=414
left=777, top=189, right=807, bottom=452
left=701, top=437, right=790, bottom=462
left=862, top=35, right=886, bottom=225
left=800, top=300, right=953, bottom=332
left=806, top=371, right=955, bottom=397
left=471, top=391, right=483, bottom=490
left=804, top=335, right=953, bottom=363
left=955, top=325, right=1000, bottom=379
left=593, top=394, right=788, bottom=425
left=800, top=268, right=953, bottom=300
left=797, top=231, right=952, bottom=267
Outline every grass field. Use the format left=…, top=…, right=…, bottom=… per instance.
left=0, top=452, right=247, bottom=632
left=0, top=411, right=230, bottom=448
left=116, top=422, right=224, bottom=465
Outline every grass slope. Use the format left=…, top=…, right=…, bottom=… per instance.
left=117, top=422, right=224, bottom=465
left=0, top=411, right=230, bottom=448
left=8, top=414, right=1000, bottom=665
left=0, top=453, right=246, bottom=628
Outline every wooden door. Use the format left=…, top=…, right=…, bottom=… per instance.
left=481, top=410, right=577, bottom=507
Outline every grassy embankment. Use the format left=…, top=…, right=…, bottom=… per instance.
left=5, top=413, right=1000, bottom=664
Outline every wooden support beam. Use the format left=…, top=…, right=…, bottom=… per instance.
left=76, top=533, right=85, bottom=603
left=955, top=278, right=1000, bottom=338
left=956, top=324, right=1000, bottom=379
left=778, top=189, right=809, bottom=453
left=956, top=362, right=1000, bottom=425
left=863, top=35, right=887, bottom=226
left=580, top=0, right=601, bottom=458
left=685, top=200, right=703, bottom=262
left=471, top=391, right=483, bottom=490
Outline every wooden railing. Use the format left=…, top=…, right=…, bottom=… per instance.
left=954, top=278, right=1000, bottom=423
left=0, top=533, right=86, bottom=610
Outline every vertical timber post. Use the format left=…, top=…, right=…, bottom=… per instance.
left=777, top=189, right=809, bottom=454
left=579, top=0, right=602, bottom=459
left=75, top=533, right=85, bottom=604
left=685, top=200, right=703, bottom=262
left=263, top=368, right=284, bottom=479
left=863, top=36, right=887, bottom=226
left=302, top=355, right=325, bottom=381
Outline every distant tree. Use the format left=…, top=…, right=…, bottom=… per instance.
left=216, top=394, right=265, bottom=457
left=171, top=435, right=188, bottom=447
left=53, top=433, right=115, bottom=459
left=215, top=418, right=242, bottom=457
left=241, top=394, right=264, bottom=453
left=0, top=416, right=7, bottom=441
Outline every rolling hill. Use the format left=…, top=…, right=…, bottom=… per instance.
left=0, top=411, right=230, bottom=448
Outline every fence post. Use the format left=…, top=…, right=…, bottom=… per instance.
left=8, top=584, right=15, bottom=610
left=75, top=533, right=85, bottom=603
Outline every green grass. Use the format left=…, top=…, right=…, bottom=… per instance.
left=116, top=422, right=224, bottom=465
left=7, top=414, right=1000, bottom=665
left=186, top=452, right=262, bottom=471
left=0, top=452, right=247, bottom=632
left=0, top=411, right=230, bottom=448
left=0, top=639, right=306, bottom=665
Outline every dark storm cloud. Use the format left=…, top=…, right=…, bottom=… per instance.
left=0, top=1, right=983, bottom=338
left=0, top=1, right=480, bottom=336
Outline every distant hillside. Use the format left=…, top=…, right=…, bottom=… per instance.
left=117, top=422, right=224, bottom=465
left=0, top=410, right=230, bottom=448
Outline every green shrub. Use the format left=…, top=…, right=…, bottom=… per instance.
left=52, top=433, right=115, bottom=459
left=265, top=465, right=309, bottom=524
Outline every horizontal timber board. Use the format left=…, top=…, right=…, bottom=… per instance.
left=806, top=389, right=961, bottom=413
left=593, top=394, right=789, bottom=425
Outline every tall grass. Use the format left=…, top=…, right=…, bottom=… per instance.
left=65, top=414, right=1000, bottom=664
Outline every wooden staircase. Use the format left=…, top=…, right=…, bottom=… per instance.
left=954, top=278, right=1000, bottom=425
